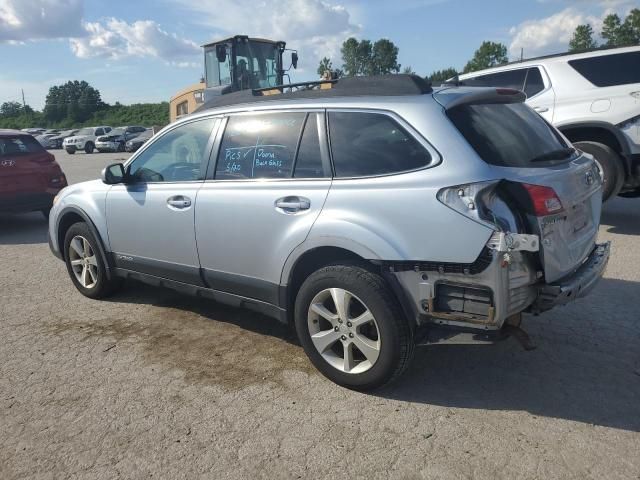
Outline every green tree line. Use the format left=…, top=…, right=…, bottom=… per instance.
left=569, top=9, right=640, bottom=51
left=0, top=80, right=169, bottom=130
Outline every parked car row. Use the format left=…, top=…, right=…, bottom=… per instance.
left=19, top=126, right=154, bottom=153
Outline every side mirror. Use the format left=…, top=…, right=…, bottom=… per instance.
left=216, top=44, right=227, bottom=63
left=291, top=52, right=298, bottom=69
left=101, top=162, right=126, bottom=185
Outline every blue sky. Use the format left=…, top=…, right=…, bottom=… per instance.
left=0, top=0, right=636, bottom=109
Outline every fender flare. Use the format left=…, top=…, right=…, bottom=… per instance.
left=56, top=205, right=114, bottom=280
left=557, top=120, right=631, bottom=156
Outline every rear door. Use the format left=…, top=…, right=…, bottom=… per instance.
left=447, top=101, right=601, bottom=282
left=522, top=66, right=556, bottom=122
left=195, top=110, right=332, bottom=304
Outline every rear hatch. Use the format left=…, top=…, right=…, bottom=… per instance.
left=0, top=135, right=56, bottom=196
left=442, top=89, right=602, bottom=282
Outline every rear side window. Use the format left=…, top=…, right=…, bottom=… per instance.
left=216, top=112, right=305, bottom=180
left=447, top=103, right=571, bottom=168
left=463, top=69, right=527, bottom=90
left=95, top=128, right=104, bottom=136
left=568, top=52, right=640, bottom=87
left=0, top=136, right=44, bottom=156
left=524, top=67, right=545, bottom=97
left=328, top=112, right=431, bottom=177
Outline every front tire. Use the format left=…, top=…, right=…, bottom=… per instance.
left=574, top=141, right=624, bottom=201
left=66, top=148, right=76, bottom=154
left=63, top=222, right=122, bottom=299
left=84, top=142, right=95, bottom=154
left=294, top=265, right=413, bottom=391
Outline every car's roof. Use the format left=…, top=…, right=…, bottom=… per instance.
left=0, top=129, right=34, bottom=137
left=459, top=45, right=639, bottom=79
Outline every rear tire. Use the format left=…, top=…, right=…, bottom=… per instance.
left=84, top=142, right=95, bottom=154
left=63, top=222, right=122, bottom=299
left=66, top=148, right=75, bottom=155
left=294, top=265, right=414, bottom=391
left=574, top=141, right=624, bottom=201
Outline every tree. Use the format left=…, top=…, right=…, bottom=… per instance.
left=463, top=41, right=508, bottom=73
left=0, top=101, right=24, bottom=117
left=602, top=13, right=623, bottom=47
left=569, top=24, right=598, bottom=52
left=621, top=8, right=640, bottom=45
left=317, top=57, right=333, bottom=77
left=371, top=39, right=400, bottom=75
left=43, top=80, right=104, bottom=124
left=340, top=37, right=401, bottom=77
left=427, top=67, right=458, bottom=85
left=402, top=66, right=416, bottom=75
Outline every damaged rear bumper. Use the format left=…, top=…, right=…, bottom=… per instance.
left=533, top=241, right=610, bottom=312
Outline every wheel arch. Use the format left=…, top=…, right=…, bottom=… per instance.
left=56, top=206, right=114, bottom=280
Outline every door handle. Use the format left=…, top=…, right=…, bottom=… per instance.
left=167, top=195, right=192, bottom=209
left=275, top=196, right=311, bottom=213
left=533, top=106, right=549, bottom=113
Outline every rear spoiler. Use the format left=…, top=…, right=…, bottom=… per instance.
left=436, top=88, right=526, bottom=110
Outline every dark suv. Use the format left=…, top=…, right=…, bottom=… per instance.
left=0, top=130, right=67, bottom=218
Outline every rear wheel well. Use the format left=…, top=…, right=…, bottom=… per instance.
left=561, top=126, right=623, bottom=157
left=286, top=247, right=374, bottom=321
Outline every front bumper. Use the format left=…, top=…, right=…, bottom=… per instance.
left=534, top=242, right=610, bottom=312
left=96, top=141, right=120, bottom=152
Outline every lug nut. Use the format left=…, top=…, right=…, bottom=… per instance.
left=341, top=335, right=347, bottom=341
left=346, top=322, right=352, bottom=327
left=349, top=333, right=354, bottom=338
left=338, top=318, right=342, bottom=323
left=334, top=326, right=339, bottom=332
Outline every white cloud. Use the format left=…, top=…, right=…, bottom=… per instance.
left=70, top=18, right=200, bottom=66
left=0, top=0, right=85, bottom=42
left=170, top=0, right=359, bottom=71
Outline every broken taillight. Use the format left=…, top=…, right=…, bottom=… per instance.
left=521, top=183, right=563, bottom=216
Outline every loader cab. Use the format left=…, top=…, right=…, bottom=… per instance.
left=203, top=36, right=294, bottom=101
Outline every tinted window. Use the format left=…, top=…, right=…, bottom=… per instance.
left=0, top=136, right=44, bottom=156
left=328, top=112, right=430, bottom=177
left=128, top=118, right=215, bottom=182
left=294, top=114, right=324, bottom=178
left=95, top=128, right=104, bottom=136
left=447, top=103, right=571, bottom=167
left=569, top=52, right=640, bottom=87
left=216, top=112, right=305, bottom=180
left=463, top=69, right=527, bottom=90
left=524, top=68, right=545, bottom=97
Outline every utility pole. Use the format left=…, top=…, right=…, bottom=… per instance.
left=21, top=89, right=26, bottom=109
left=520, top=48, right=524, bottom=62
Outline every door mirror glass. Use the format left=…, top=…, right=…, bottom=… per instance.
left=291, top=52, right=298, bottom=69
left=102, top=162, right=126, bottom=184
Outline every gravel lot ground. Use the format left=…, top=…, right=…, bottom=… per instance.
left=1, top=149, right=639, bottom=479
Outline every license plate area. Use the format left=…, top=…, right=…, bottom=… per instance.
left=571, top=202, right=588, bottom=233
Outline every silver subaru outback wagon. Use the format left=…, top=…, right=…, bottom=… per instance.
left=48, top=75, right=610, bottom=390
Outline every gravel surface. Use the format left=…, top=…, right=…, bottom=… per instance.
left=1, top=150, right=639, bottom=479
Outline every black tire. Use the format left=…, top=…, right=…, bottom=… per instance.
left=574, top=141, right=624, bottom=201
left=294, top=265, right=414, bottom=391
left=63, top=222, right=122, bottom=299
left=117, top=141, right=125, bottom=152
left=66, top=148, right=76, bottom=154
left=84, top=142, right=95, bottom=154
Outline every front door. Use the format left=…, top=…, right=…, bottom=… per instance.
left=106, top=117, right=218, bottom=284
left=195, top=111, right=332, bottom=304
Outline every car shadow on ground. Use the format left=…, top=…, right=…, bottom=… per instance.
left=0, top=212, right=48, bottom=245
left=111, top=276, right=640, bottom=432
left=600, top=196, right=640, bottom=235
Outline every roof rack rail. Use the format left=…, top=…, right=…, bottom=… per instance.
left=198, top=74, right=433, bottom=111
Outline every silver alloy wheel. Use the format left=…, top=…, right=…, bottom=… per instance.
left=68, top=235, right=99, bottom=289
left=307, top=288, right=381, bottom=374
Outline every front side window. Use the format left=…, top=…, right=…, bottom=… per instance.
left=328, top=112, right=431, bottom=177
left=128, top=118, right=215, bottom=182
left=569, top=52, right=640, bottom=87
left=95, top=128, right=104, bottom=136
left=176, top=101, right=188, bottom=117
left=215, top=112, right=305, bottom=180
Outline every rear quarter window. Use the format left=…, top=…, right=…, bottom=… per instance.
left=328, top=112, right=431, bottom=177
left=568, top=52, right=640, bottom=87
left=0, top=136, right=45, bottom=156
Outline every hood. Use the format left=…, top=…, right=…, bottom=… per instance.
left=97, top=134, right=123, bottom=142
left=65, top=135, right=90, bottom=142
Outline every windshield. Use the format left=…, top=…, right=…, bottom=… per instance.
left=77, top=128, right=93, bottom=136
left=447, top=102, right=571, bottom=167
left=205, top=40, right=279, bottom=89
left=109, top=128, right=125, bottom=136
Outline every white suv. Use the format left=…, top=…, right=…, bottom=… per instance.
left=457, top=46, right=640, bottom=200
left=63, top=126, right=112, bottom=154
